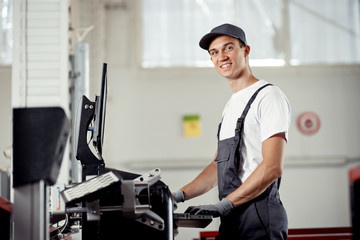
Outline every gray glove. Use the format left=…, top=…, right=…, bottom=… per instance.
left=185, top=198, right=233, bottom=217
left=173, top=190, right=185, bottom=203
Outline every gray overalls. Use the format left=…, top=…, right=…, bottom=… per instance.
left=215, top=84, right=288, bottom=240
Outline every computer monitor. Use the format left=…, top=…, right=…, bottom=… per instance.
left=74, top=63, right=108, bottom=177
left=93, top=63, right=107, bottom=158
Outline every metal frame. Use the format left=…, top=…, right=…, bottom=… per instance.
left=13, top=180, right=48, bottom=240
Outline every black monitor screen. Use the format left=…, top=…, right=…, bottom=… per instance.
left=93, top=63, right=107, bottom=157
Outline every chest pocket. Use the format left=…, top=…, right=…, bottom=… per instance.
left=215, top=145, right=231, bottom=163
left=215, top=141, right=242, bottom=199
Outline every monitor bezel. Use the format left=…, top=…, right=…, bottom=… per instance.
left=93, top=63, right=107, bottom=157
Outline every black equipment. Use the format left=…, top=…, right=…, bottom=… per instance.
left=52, top=63, right=212, bottom=240
left=0, top=197, right=12, bottom=240
left=74, top=63, right=107, bottom=178
left=13, top=107, right=70, bottom=187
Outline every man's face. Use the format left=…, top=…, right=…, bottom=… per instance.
left=208, top=35, right=248, bottom=80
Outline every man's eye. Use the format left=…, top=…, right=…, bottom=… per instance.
left=226, top=46, right=233, bottom=51
left=210, top=51, right=218, bottom=56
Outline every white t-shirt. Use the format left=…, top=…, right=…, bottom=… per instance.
left=219, top=80, right=291, bottom=182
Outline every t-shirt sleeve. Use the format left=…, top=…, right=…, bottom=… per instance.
left=259, top=88, right=291, bottom=142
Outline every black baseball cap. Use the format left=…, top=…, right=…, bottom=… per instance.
left=199, top=23, right=247, bottom=50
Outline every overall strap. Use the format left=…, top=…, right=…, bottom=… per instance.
left=217, top=122, right=222, bottom=141
left=217, top=83, right=272, bottom=141
left=233, top=83, right=273, bottom=171
left=238, top=83, right=272, bottom=122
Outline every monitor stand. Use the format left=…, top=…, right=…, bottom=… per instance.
left=75, top=95, right=105, bottom=179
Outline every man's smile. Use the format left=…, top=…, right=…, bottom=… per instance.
left=220, top=63, right=232, bottom=70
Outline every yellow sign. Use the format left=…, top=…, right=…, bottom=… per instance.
left=183, top=115, right=201, bottom=137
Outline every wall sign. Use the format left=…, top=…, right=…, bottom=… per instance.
left=297, top=112, right=321, bottom=136
left=183, top=114, right=201, bottom=137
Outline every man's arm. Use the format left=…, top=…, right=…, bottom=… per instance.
left=226, top=132, right=287, bottom=207
left=180, top=151, right=218, bottom=201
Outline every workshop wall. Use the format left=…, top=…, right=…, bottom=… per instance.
left=99, top=2, right=360, bottom=165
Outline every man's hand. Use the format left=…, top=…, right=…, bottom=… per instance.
left=184, top=198, right=233, bottom=217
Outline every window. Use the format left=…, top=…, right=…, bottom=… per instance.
left=142, top=0, right=360, bottom=68
left=289, top=0, right=360, bottom=65
left=0, top=0, right=12, bottom=65
left=142, top=0, right=237, bottom=68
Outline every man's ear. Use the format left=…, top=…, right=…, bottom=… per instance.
left=244, top=45, right=251, bottom=57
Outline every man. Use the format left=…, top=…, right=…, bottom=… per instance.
left=173, top=23, right=291, bottom=239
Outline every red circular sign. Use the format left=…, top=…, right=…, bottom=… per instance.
left=297, top=112, right=321, bottom=135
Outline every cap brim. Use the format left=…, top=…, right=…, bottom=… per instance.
left=199, top=32, right=242, bottom=50
left=199, top=33, right=224, bottom=50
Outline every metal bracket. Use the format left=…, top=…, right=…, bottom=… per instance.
left=59, top=169, right=165, bottom=230
left=86, top=199, right=100, bottom=221
left=121, top=168, right=164, bottom=230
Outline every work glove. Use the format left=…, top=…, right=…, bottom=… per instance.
left=184, top=198, right=233, bottom=217
left=172, top=189, right=185, bottom=203
left=172, top=190, right=185, bottom=211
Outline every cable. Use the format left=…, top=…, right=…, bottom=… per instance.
left=50, top=214, right=69, bottom=240
left=87, top=121, right=94, bottom=145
